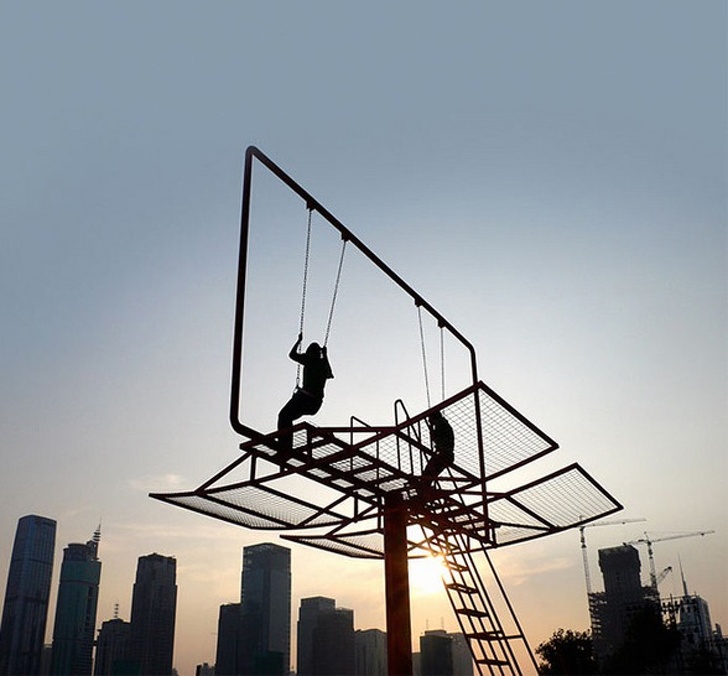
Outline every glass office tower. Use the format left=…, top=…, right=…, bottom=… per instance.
left=0, top=515, right=57, bottom=675
left=50, top=528, right=101, bottom=675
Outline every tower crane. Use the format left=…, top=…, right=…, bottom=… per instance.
left=624, top=530, right=715, bottom=589
left=655, top=565, right=673, bottom=587
left=579, top=518, right=646, bottom=596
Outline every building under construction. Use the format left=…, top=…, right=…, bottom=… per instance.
left=588, top=543, right=726, bottom=673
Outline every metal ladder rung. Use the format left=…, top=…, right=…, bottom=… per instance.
left=444, top=561, right=469, bottom=572
left=466, top=630, right=517, bottom=641
left=446, top=582, right=478, bottom=594
left=455, top=607, right=489, bottom=618
left=476, top=658, right=510, bottom=666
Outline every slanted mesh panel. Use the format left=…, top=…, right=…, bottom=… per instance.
left=207, top=485, right=347, bottom=527
left=507, top=466, right=620, bottom=529
left=351, top=384, right=557, bottom=484
left=284, top=533, right=384, bottom=559
left=493, top=525, right=552, bottom=546
left=488, top=498, right=553, bottom=530
left=440, top=392, right=480, bottom=475
left=163, top=485, right=347, bottom=530
left=161, top=493, right=293, bottom=529
left=479, top=387, right=557, bottom=478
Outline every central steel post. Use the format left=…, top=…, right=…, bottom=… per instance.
left=383, top=493, right=412, bottom=676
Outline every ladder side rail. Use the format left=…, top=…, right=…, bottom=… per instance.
left=481, top=548, right=539, bottom=674
left=444, top=555, right=506, bottom=675
left=442, top=534, right=515, bottom=675
left=421, top=525, right=514, bottom=675
left=418, top=526, right=489, bottom=674
left=452, top=534, right=520, bottom=675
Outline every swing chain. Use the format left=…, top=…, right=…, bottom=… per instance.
left=418, top=304, right=431, bottom=409
left=296, top=208, right=314, bottom=388
left=324, top=237, right=347, bottom=348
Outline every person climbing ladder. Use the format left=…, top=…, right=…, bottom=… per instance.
left=277, top=333, right=334, bottom=453
left=420, top=410, right=455, bottom=492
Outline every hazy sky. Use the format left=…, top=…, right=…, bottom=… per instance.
left=1, top=2, right=726, bottom=675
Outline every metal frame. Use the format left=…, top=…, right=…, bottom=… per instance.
left=230, top=146, right=487, bottom=496
left=152, top=146, right=624, bottom=676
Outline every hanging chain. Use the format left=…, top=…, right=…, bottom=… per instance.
left=440, top=325, right=446, bottom=402
left=418, top=305, right=431, bottom=409
left=296, top=208, right=313, bottom=388
left=323, top=238, right=347, bottom=347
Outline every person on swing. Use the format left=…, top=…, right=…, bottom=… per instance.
left=277, top=333, right=334, bottom=453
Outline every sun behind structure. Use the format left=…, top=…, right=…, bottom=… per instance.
left=409, top=553, right=450, bottom=595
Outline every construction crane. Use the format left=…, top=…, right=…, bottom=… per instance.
left=624, top=531, right=716, bottom=589
left=655, top=565, right=673, bottom=587
left=580, top=517, right=647, bottom=595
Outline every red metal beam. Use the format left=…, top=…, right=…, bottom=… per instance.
left=384, top=493, right=412, bottom=675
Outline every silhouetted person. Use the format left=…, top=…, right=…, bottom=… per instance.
left=420, top=411, right=455, bottom=491
left=277, top=334, right=333, bottom=452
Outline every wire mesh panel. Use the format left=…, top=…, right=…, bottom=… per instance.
left=488, top=464, right=622, bottom=546
left=151, top=383, right=620, bottom=553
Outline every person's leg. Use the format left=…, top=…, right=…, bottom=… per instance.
left=277, top=393, right=305, bottom=452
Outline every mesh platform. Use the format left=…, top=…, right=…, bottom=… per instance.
left=151, top=382, right=621, bottom=557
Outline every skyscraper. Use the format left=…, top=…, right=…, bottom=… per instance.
left=297, top=597, right=335, bottom=676
left=314, top=607, right=355, bottom=675
left=416, top=630, right=472, bottom=676
left=354, top=628, right=387, bottom=676
left=590, top=544, right=658, bottom=662
left=50, top=527, right=102, bottom=675
left=93, top=618, right=131, bottom=676
left=215, top=603, right=241, bottom=676
left=297, top=597, right=355, bottom=676
left=239, top=543, right=291, bottom=676
left=0, top=515, right=57, bottom=675
left=419, top=630, right=452, bottom=676
left=127, top=553, right=177, bottom=675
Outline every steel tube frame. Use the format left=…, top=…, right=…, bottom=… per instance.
left=230, top=145, right=488, bottom=522
left=231, top=147, right=479, bottom=429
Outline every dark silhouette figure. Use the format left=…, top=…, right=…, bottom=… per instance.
left=277, top=334, right=333, bottom=452
left=421, top=411, right=455, bottom=489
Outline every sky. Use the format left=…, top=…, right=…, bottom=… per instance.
left=1, top=2, right=726, bottom=674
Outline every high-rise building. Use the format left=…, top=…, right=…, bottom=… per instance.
left=590, top=544, right=659, bottom=662
left=419, top=630, right=452, bottom=676
left=314, top=606, right=354, bottom=675
left=93, top=618, right=130, bottom=676
left=417, top=630, right=472, bottom=676
left=297, top=597, right=354, bottom=675
left=239, top=543, right=291, bottom=676
left=215, top=603, right=241, bottom=676
left=354, top=628, right=387, bottom=676
left=127, top=553, right=177, bottom=675
left=297, top=597, right=335, bottom=676
left=50, top=527, right=102, bottom=675
left=0, top=515, right=57, bottom=675
left=449, top=633, right=473, bottom=676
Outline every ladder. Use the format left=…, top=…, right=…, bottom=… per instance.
left=420, top=519, right=539, bottom=675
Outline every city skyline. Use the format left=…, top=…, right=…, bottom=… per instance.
left=0, top=515, right=724, bottom=674
left=1, top=3, right=725, bottom=676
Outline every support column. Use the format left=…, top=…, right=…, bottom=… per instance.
left=383, top=493, right=412, bottom=676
